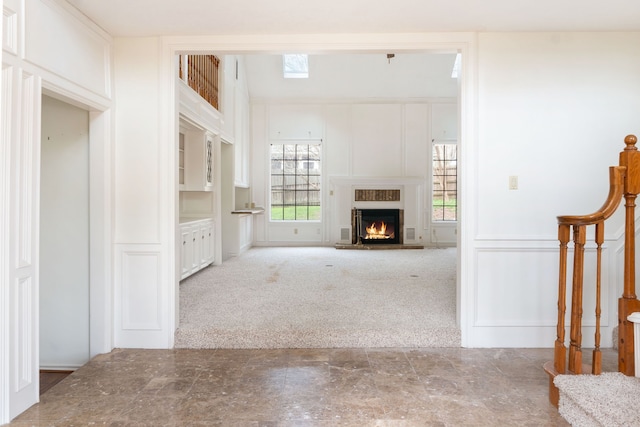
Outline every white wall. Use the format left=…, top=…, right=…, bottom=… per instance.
left=467, top=32, right=640, bottom=347
left=40, top=95, right=90, bottom=370
left=113, top=37, right=174, bottom=348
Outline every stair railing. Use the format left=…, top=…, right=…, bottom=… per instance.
left=545, top=135, right=640, bottom=406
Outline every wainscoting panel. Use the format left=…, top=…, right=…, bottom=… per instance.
left=119, top=249, right=162, bottom=330
left=475, top=248, right=561, bottom=327
left=14, top=276, right=34, bottom=391
left=114, top=244, right=171, bottom=349
left=471, top=244, right=615, bottom=348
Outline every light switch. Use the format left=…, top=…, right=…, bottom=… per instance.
left=509, top=176, right=518, bottom=190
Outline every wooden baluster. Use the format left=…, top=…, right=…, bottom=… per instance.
left=214, top=56, right=219, bottom=109
left=568, top=224, right=586, bottom=374
left=593, top=221, right=604, bottom=375
left=210, top=56, right=214, bottom=108
left=203, top=55, right=211, bottom=104
left=555, top=223, right=570, bottom=375
left=199, top=55, right=204, bottom=98
left=194, top=55, right=199, bottom=95
left=619, top=134, right=640, bottom=376
left=210, top=56, right=214, bottom=106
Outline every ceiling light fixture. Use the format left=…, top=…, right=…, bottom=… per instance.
left=386, top=53, right=395, bottom=64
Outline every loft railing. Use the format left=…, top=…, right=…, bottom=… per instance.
left=545, top=135, right=640, bottom=406
left=179, top=54, right=220, bottom=110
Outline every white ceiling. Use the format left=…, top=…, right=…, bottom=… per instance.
left=243, top=53, right=459, bottom=100
left=66, top=0, right=640, bottom=37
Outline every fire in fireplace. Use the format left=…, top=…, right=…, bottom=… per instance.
left=353, top=208, right=402, bottom=245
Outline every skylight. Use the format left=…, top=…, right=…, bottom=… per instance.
left=451, top=53, right=461, bottom=79
left=283, top=54, right=309, bottom=79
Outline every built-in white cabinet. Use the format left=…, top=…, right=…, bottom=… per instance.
left=180, top=218, right=215, bottom=280
left=224, top=213, right=254, bottom=260
left=183, top=130, right=214, bottom=191
left=238, top=214, right=253, bottom=254
left=431, top=103, right=457, bottom=141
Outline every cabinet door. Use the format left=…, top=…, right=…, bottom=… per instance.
left=190, top=226, right=201, bottom=271
left=238, top=215, right=253, bottom=252
left=184, top=130, right=214, bottom=191
left=199, top=221, right=214, bottom=266
left=204, top=137, right=213, bottom=189
left=178, top=133, right=185, bottom=190
left=180, top=226, right=193, bottom=279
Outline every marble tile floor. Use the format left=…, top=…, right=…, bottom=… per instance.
left=9, top=347, right=618, bottom=426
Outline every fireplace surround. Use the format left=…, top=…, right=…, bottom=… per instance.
left=352, top=208, right=403, bottom=245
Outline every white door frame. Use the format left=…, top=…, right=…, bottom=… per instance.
left=0, top=76, right=113, bottom=423
left=160, top=32, right=477, bottom=349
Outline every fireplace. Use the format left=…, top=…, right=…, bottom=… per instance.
left=352, top=208, right=403, bottom=245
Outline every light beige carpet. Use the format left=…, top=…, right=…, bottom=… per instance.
left=176, top=246, right=460, bottom=349
left=555, top=372, right=640, bottom=426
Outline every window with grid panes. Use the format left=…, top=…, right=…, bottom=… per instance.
left=432, top=144, right=457, bottom=221
left=270, top=143, right=321, bottom=221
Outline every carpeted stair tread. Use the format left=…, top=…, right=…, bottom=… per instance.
left=554, top=372, right=640, bottom=427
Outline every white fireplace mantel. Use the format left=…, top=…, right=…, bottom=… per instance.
left=329, top=176, right=424, bottom=187
left=329, top=176, right=424, bottom=245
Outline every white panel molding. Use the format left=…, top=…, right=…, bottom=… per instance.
left=17, top=72, right=37, bottom=268
left=474, top=238, right=605, bottom=248
left=164, top=32, right=475, bottom=53
left=24, top=0, right=111, bottom=99
left=2, top=2, right=18, bottom=55
left=13, top=71, right=40, bottom=402
left=113, top=247, right=171, bottom=348
left=330, top=176, right=424, bottom=186
left=3, top=67, right=41, bottom=422
left=0, top=63, right=13, bottom=426
left=117, top=248, right=163, bottom=331
left=251, top=96, right=456, bottom=105
left=473, top=245, right=612, bottom=329
left=14, top=276, right=33, bottom=390
left=178, top=79, right=222, bottom=134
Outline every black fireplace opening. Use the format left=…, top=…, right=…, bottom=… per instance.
left=354, top=209, right=402, bottom=245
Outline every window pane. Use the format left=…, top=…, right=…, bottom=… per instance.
left=270, top=143, right=321, bottom=221
left=432, top=144, right=457, bottom=222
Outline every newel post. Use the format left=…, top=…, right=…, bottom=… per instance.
left=618, top=134, right=640, bottom=376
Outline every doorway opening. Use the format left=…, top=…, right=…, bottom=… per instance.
left=174, top=50, right=463, bottom=346
left=40, top=95, right=90, bottom=371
